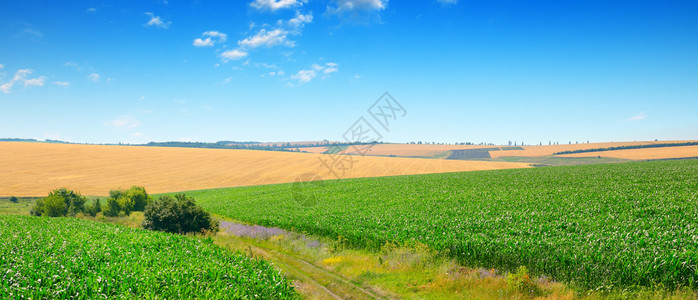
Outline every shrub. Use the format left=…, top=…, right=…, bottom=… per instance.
left=126, top=186, right=151, bottom=211
left=9, top=196, right=18, bottom=203
left=142, top=194, right=219, bottom=234
left=30, top=188, right=86, bottom=217
left=42, top=194, right=67, bottom=217
left=102, top=197, right=122, bottom=217
left=105, top=186, right=152, bottom=216
left=84, top=199, right=102, bottom=217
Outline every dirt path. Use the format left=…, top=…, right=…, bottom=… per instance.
left=217, top=221, right=381, bottom=300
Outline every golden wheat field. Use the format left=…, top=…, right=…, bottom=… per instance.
left=488, top=140, right=698, bottom=158
left=558, top=145, right=698, bottom=160
left=0, top=142, right=531, bottom=197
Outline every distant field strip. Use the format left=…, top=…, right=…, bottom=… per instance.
left=0, top=142, right=529, bottom=196
left=489, top=140, right=698, bottom=158
left=186, top=159, right=698, bottom=290
left=558, top=145, right=698, bottom=160
left=446, top=148, right=500, bottom=160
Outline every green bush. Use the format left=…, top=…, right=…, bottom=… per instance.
left=84, top=199, right=102, bottom=217
left=102, top=197, right=121, bottom=217
left=30, top=188, right=86, bottom=217
left=9, top=196, right=18, bottom=203
left=105, top=186, right=151, bottom=216
left=142, top=194, right=219, bottom=234
left=127, top=186, right=151, bottom=211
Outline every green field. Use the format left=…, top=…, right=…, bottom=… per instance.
left=183, top=159, right=698, bottom=291
left=0, top=215, right=297, bottom=299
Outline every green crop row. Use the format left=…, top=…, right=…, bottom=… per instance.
left=187, top=159, right=698, bottom=291
left=0, top=215, right=297, bottom=299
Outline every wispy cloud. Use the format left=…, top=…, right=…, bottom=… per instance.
left=52, top=81, right=70, bottom=87
left=64, top=61, right=81, bottom=71
left=436, top=0, right=458, bottom=5
left=193, top=31, right=227, bottom=47
left=0, top=64, right=4, bottom=69
left=291, top=62, right=339, bottom=84
left=24, top=76, right=47, bottom=87
left=628, top=113, right=647, bottom=122
left=145, top=12, right=170, bottom=29
left=239, top=29, right=291, bottom=48
left=89, top=73, right=100, bottom=82
left=221, top=49, right=249, bottom=62
left=250, top=0, right=307, bottom=11
left=0, top=69, right=48, bottom=93
left=86, top=7, right=96, bottom=13
left=291, top=69, right=316, bottom=83
left=326, top=0, right=387, bottom=24
left=108, top=115, right=141, bottom=129
left=237, top=11, right=312, bottom=50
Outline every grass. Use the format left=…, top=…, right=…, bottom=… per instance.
left=178, top=159, right=698, bottom=293
left=0, top=215, right=298, bottom=299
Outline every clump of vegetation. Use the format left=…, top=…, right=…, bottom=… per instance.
left=507, top=266, right=542, bottom=296
left=30, top=188, right=86, bottom=217
left=9, top=196, right=18, bottom=203
left=102, top=186, right=152, bottom=217
left=142, top=193, right=219, bottom=234
left=0, top=215, right=297, bottom=299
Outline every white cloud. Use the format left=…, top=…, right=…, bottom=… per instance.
left=193, top=31, right=227, bottom=47
left=0, top=83, right=12, bottom=94
left=239, top=29, right=291, bottom=48
left=285, top=12, right=313, bottom=32
left=0, top=64, right=4, bottom=69
left=64, top=61, right=81, bottom=71
left=89, top=73, right=100, bottom=82
left=628, top=113, right=646, bottom=122
left=437, top=0, right=457, bottom=4
left=291, top=69, right=316, bottom=83
left=52, top=81, right=70, bottom=87
left=250, top=0, right=307, bottom=11
left=24, top=76, right=47, bottom=87
left=108, top=115, right=141, bottom=129
left=326, top=0, right=387, bottom=23
left=236, top=12, right=312, bottom=52
left=87, top=7, right=96, bottom=13
left=221, top=49, right=249, bottom=62
left=145, top=12, right=170, bottom=29
left=291, top=62, right=339, bottom=84
left=0, top=69, right=48, bottom=93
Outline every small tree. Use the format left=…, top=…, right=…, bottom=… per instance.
left=42, top=194, right=67, bottom=217
left=126, top=186, right=151, bottom=211
left=142, top=194, right=219, bottom=234
left=9, top=196, right=18, bottom=203
left=102, top=197, right=122, bottom=217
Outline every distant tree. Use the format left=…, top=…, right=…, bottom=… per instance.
left=142, top=194, right=219, bottom=234
left=42, top=194, right=67, bottom=217
left=9, top=196, right=18, bottom=203
left=126, top=186, right=151, bottom=211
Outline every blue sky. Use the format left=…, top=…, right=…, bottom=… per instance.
left=1, top=0, right=697, bottom=145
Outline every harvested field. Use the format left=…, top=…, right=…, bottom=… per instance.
left=558, top=145, right=698, bottom=160
left=338, top=143, right=499, bottom=157
left=0, top=142, right=530, bottom=197
left=488, top=140, right=697, bottom=158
